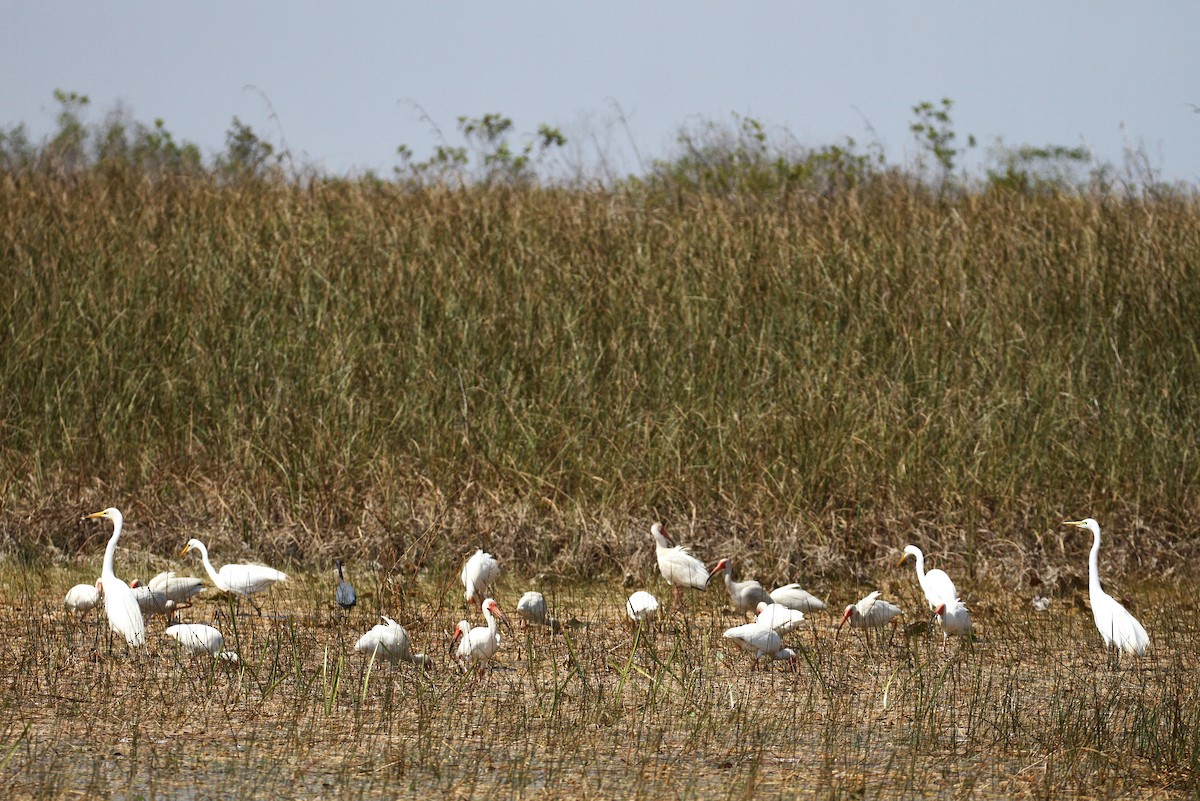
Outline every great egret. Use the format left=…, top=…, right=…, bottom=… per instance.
left=710, top=558, right=772, bottom=616
left=899, top=545, right=959, bottom=610
left=768, top=583, right=827, bottom=613
left=83, top=508, right=145, bottom=647
left=180, top=538, right=288, bottom=612
left=1064, top=518, right=1149, bottom=658
left=354, top=616, right=430, bottom=667
left=836, top=591, right=903, bottom=642
left=460, top=550, right=500, bottom=607
left=754, top=602, right=806, bottom=634
left=721, top=623, right=798, bottom=669
left=649, top=523, right=709, bottom=604
left=165, top=623, right=239, bottom=662
left=626, top=591, right=660, bottom=623
left=451, top=597, right=511, bottom=672
left=335, top=559, right=357, bottom=611
left=64, top=582, right=101, bottom=614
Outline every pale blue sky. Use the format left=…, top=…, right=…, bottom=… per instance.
left=4, top=2, right=1199, bottom=181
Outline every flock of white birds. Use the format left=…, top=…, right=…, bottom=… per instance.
left=65, top=508, right=1150, bottom=672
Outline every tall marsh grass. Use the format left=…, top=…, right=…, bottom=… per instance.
left=3, top=170, right=1199, bottom=577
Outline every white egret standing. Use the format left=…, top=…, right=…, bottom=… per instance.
left=649, top=523, right=709, bottom=606
left=165, top=623, right=239, bottom=662
left=64, top=582, right=101, bottom=614
left=721, top=623, right=797, bottom=669
left=354, top=616, right=430, bottom=667
left=626, top=591, right=660, bottom=623
left=181, top=538, right=288, bottom=613
left=1064, top=518, right=1149, bottom=659
left=451, top=597, right=511, bottom=674
left=710, top=558, right=771, bottom=616
left=460, top=550, right=500, bottom=608
left=83, top=508, right=145, bottom=647
left=899, top=545, right=959, bottom=611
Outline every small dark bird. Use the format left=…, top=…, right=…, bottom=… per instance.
left=336, top=559, right=357, bottom=611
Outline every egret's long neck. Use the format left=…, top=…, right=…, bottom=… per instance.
left=195, top=544, right=222, bottom=586
left=1088, top=528, right=1103, bottom=597
left=101, top=518, right=123, bottom=580
left=912, top=551, right=926, bottom=584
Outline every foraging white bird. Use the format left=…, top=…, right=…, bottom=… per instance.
left=165, top=623, right=239, bottom=662
left=836, top=591, right=904, bottom=640
left=516, top=591, right=547, bottom=626
left=180, top=538, right=288, bottom=610
left=1064, top=518, right=1149, bottom=657
left=148, top=571, right=205, bottom=606
left=722, top=623, right=798, bottom=668
left=899, top=545, right=959, bottom=610
left=933, top=599, right=973, bottom=652
left=335, top=559, right=357, bottom=611
left=649, top=523, right=709, bottom=604
left=768, top=584, right=827, bottom=613
left=128, top=580, right=177, bottom=618
left=64, top=582, right=101, bottom=614
left=754, top=602, right=806, bottom=633
left=354, top=616, right=430, bottom=667
left=460, top=549, right=500, bottom=607
left=451, top=597, right=511, bottom=670
left=83, top=508, right=146, bottom=647
left=626, top=591, right=660, bottom=623
left=711, top=558, right=771, bottom=615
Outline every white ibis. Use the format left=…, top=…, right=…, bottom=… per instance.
left=64, top=582, right=101, bottom=614
left=711, top=558, right=771, bottom=616
left=148, top=571, right=205, bottom=606
left=768, top=584, right=826, bottom=613
left=354, top=616, right=430, bottom=667
left=128, top=579, right=177, bottom=619
left=165, top=623, right=239, bottom=661
left=649, top=523, right=709, bottom=605
left=626, top=591, right=660, bottom=623
left=899, top=545, right=958, bottom=611
left=335, top=559, right=357, bottom=611
left=1064, top=518, right=1149, bottom=659
left=83, top=508, right=145, bottom=647
left=754, top=602, right=806, bottom=633
left=721, top=623, right=798, bottom=669
left=836, top=591, right=904, bottom=649
left=181, top=538, right=288, bottom=613
left=933, top=599, right=973, bottom=652
left=460, top=550, right=500, bottom=607
left=451, top=597, right=511, bottom=673
left=517, top=591, right=548, bottom=625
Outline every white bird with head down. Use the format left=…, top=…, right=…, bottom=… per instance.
left=626, top=591, right=660, bottom=623
left=768, top=583, right=826, bottom=613
left=933, top=598, right=973, bottom=652
left=754, top=602, right=806, bottom=633
left=451, top=597, right=512, bottom=673
left=836, top=591, right=903, bottom=642
left=460, top=550, right=500, bottom=608
left=516, top=591, right=547, bottom=626
left=64, top=582, right=101, bottom=614
left=128, top=579, right=177, bottom=619
left=1064, top=518, right=1149, bottom=659
left=148, top=571, right=205, bottom=606
left=165, top=623, right=238, bottom=661
left=83, top=508, right=145, bottom=647
left=722, top=623, right=797, bottom=669
left=180, top=538, right=288, bottom=612
left=711, top=558, right=772, bottom=616
left=649, top=523, right=709, bottom=605
left=354, top=616, right=430, bottom=667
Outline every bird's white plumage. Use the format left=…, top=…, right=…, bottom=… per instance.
left=85, top=508, right=146, bottom=647
left=722, top=623, right=796, bottom=664
left=354, top=616, right=429, bottom=666
left=650, top=523, right=709, bottom=594
left=712, top=559, right=771, bottom=614
left=130, top=583, right=176, bottom=618
left=901, top=545, right=958, bottom=610
left=452, top=597, right=508, bottom=665
left=516, top=591, right=547, bottom=625
left=1067, top=518, right=1149, bottom=657
left=165, top=623, right=238, bottom=661
left=626, top=591, right=660, bottom=622
left=754, top=602, right=806, bottom=633
left=935, top=598, right=973, bottom=638
left=838, top=591, right=903, bottom=633
left=460, top=550, right=500, bottom=606
left=181, top=538, right=288, bottom=598
left=148, top=571, right=205, bottom=604
left=64, top=583, right=101, bottom=613
left=768, top=584, right=827, bottom=612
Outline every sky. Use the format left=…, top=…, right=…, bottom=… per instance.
left=4, top=2, right=1200, bottom=182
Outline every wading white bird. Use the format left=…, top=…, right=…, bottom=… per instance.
left=649, top=523, right=710, bottom=604
left=64, top=582, right=101, bottom=614
left=516, top=591, right=547, bottom=626
left=451, top=597, right=512, bottom=672
left=181, top=538, right=288, bottom=612
left=165, top=623, right=239, bottom=661
left=933, top=599, right=973, bottom=652
left=335, top=559, right=357, bottom=611
left=754, top=602, right=806, bottom=634
left=83, top=508, right=146, bottom=647
left=722, top=623, right=798, bottom=669
left=768, top=584, right=827, bottom=613
left=899, top=545, right=958, bottom=610
left=354, top=616, right=430, bottom=667
left=1064, top=518, right=1149, bottom=658
left=148, top=571, right=205, bottom=606
left=836, top=591, right=904, bottom=641
left=626, top=591, right=660, bottom=623
left=711, top=558, right=772, bottom=616
left=128, top=579, right=177, bottom=619
left=460, top=549, right=500, bottom=607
